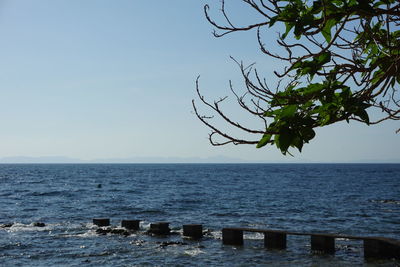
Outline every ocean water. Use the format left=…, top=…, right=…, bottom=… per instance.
left=0, top=163, right=399, bottom=266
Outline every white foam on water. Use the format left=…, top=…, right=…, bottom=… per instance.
left=141, top=222, right=151, bottom=230
left=64, top=229, right=98, bottom=238
left=183, top=248, right=204, bottom=257
left=244, top=232, right=264, bottom=240
left=5, top=222, right=57, bottom=232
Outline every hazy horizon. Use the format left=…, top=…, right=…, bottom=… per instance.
left=0, top=155, right=399, bottom=164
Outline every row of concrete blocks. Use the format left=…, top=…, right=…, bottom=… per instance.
left=92, top=218, right=202, bottom=238
left=93, top=219, right=399, bottom=260
left=222, top=228, right=400, bottom=260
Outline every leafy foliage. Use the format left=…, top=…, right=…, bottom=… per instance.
left=192, top=0, right=400, bottom=155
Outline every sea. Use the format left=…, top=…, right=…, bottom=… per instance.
left=0, top=163, right=399, bottom=266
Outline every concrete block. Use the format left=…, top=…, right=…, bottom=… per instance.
left=121, top=220, right=140, bottom=230
left=183, top=224, right=203, bottom=239
left=311, top=235, right=335, bottom=254
left=222, top=228, right=243, bottom=246
left=93, top=218, right=110, bottom=227
left=264, top=232, right=286, bottom=249
left=364, top=238, right=400, bottom=260
left=149, top=222, right=170, bottom=235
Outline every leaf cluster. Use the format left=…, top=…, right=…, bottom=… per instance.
left=193, top=0, right=400, bottom=154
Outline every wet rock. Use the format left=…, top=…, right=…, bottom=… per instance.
left=169, top=231, right=180, bottom=235
left=33, top=222, right=46, bottom=227
left=0, top=223, right=13, bottom=228
left=96, top=228, right=112, bottom=235
left=202, top=228, right=214, bottom=237
left=371, top=199, right=400, bottom=205
left=110, top=228, right=130, bottom=236
left=158, top=241, right=188, bottom=248
left=95, top=227, right=131, bottom=236
left=130, top=240, right=146, bottom=246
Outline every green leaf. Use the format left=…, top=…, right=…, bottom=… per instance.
left=320, top=114, right=331, bottom=126
left=280, top=105, right=297, bottom=118
left=278, top=130, right=294, bottom=153
left=316, top=51, right=331, bottom=65
left=292, top=136, right=304, bottom=152
left=302, top=83, right=324, bottom=95
left=256, top=134, right=272, bottom=148
left=322, top=19, right=336, bottom=43
left=300, top=128, right=316, bottom=142
left=269, top=16, right=278, bottom=27
left=263, top=110, right=275, bottom=117
left=282, top=22, right=294, bottom=39
left=355, top=109, right=370, bottom=125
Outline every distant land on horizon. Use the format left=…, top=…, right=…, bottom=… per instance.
left=0, top=156, right=399, bottom=164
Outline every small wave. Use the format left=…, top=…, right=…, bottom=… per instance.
left=4, top=222, right=52, bottom=232
left=210, top=212, right=240, bottom=217
left=183, top=248, right=204, bottom=257
left=370, top=199, right=400, bottom=205
left=62, top=230, right=98, bottom=238
left=1, top=221, right=87, bottom=234
left=27, top=191, right=64, bottom=197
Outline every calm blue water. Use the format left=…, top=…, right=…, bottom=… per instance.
left=0, top=163, right=399, bottom=266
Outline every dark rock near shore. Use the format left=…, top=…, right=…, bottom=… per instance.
left=33, top=222, right=46, bottom=227
left=95, top=228, right=110, bottom=235
left=0, top=223, right=13, bottom=228
left=95, top=227, right=131, bottom=236
left=158, top=241, right=188, bottom=248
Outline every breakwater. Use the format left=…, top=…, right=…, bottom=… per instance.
left=91, top=218, right=400, bottom=260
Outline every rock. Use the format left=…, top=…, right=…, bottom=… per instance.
left=0, top=223, right=13, bottom=228
left=95, top=227, right=131, bottom=236
left=158, top=241, right=188, bottom=248
left=33, top=222, right=45, bottom=227
left=130, top=240, right=145, bottom=246
left=96, top=228, right=111, bottom=235
left=202, top=228, right=214, bottom=237
left=110, top=228, right=130, bottom=236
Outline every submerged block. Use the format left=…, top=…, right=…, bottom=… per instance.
left=121, top=220, right=140, bottom=230
left=93, top=218, right=110, bottom=227
left=264, top=232, right=286, bottom=249
left=311, top=235, right=335, bottom=254
left=364, top=238, right=400, bottom=260
left=183, top=224, right=203, bottom=239
left=149, top=222, right=170, bottom=235
left=222, top=228, right=243, bottom=246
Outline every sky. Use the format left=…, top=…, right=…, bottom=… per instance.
left=0, top=0, right=398, bottom=163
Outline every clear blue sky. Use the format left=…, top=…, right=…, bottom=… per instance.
left=0, top=0, right=398, bottom=163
